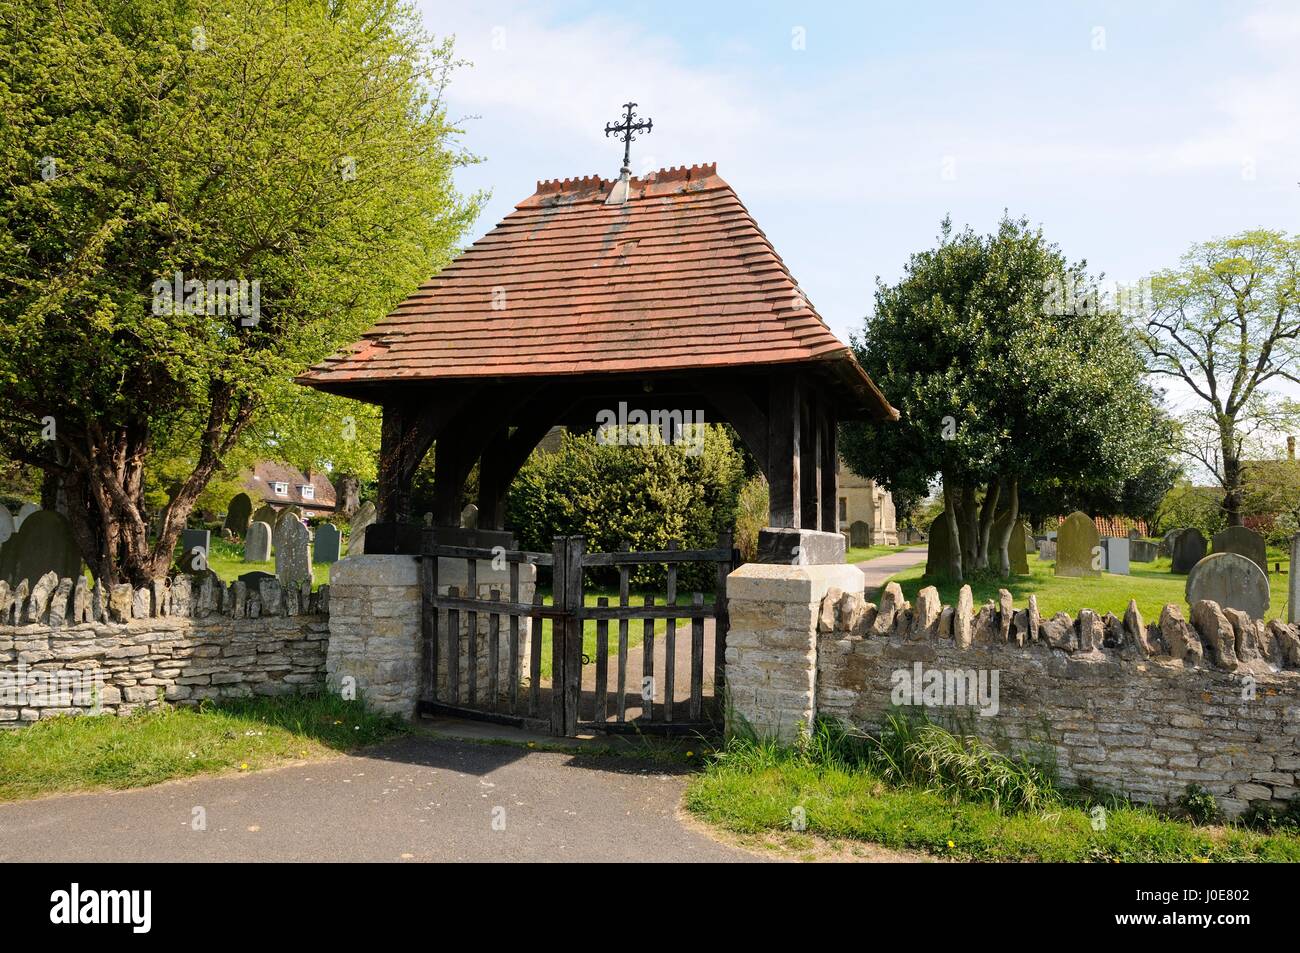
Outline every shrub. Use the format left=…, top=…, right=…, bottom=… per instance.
left=505, top=426, right=746, bottom=588
left=1177, top=783, right=1220, bottom=824
left=733, top=475, right=769, bottom=563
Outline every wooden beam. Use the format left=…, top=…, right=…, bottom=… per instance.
left=766, top=371, right=800, bottom=528
left=800, top=386, right=821, bottom=529
left=821, top=406, right=838, bottom=533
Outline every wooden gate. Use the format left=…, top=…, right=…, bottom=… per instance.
left=417, top=531, right=736, bottom=737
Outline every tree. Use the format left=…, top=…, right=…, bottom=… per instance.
left=0, top=0, right=480, bottom=584
left=1142, top=230, right=1300, bottom=527
left=841, top=216, right=1168, bottom=581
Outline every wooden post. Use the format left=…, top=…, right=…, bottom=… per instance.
left=821, top=406, right=838, bottom=533
left=563, top=536, right=585, bottom=736
left=800, top=386, right=821, bottom=529
left=767, top=371, right=801, bottom=528
left=550, top=537, right=568, bottom=734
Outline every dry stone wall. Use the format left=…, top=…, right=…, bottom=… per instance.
left=0, top=571, right=328, bottom=724
left=812, top=582, right=1300, bottom=817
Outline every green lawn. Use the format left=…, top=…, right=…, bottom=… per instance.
left=685, top=721, right=1300, bottom=862
left=0, top=694, right=407, bottom=802
left=846, top=543, right=918, bottom=563
left=885, top=549, right=1291, bottom=623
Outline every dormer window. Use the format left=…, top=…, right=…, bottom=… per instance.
left=300, top=484, right=315, bottom=500
left=272, top=482, right=288, bottom=497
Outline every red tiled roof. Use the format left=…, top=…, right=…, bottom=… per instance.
left=1057, top=515, right=1149, bottom=538
left=245, top=462, right=336, bottom=512
left=298, top=164, right=896, bottom=419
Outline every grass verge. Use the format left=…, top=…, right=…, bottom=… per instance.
left=684, top=716, right=1300, bottom=862
left=887, top=551, right=1290, bottom=622
left=0, top=693, right=408, bottom=802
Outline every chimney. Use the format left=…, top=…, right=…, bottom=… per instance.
left=1289, top=436, right=1295, bottom=461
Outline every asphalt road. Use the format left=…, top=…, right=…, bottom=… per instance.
left=0, top=734, right=757, bottom=863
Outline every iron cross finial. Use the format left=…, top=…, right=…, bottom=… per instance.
left=604, top=102, right=653, bottom=174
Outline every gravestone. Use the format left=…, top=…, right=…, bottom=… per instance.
left=179, top=529, right=211, bottom=574
left=1186, top=552, right=1270, bottom=619
left=1008, top=518, right=1030, bottom=574
left=1160, top=528, right=1183, bottom=558
left=252, top=504, right=278, bottom=528
left=1101, top=536, right=1130, bottom=575
left=0, top=510, right=83, bottom=589
left=1211, top=525, right=1267, bottom=575
left=274, top=505, right=302, bottom=528
left=0, top=507, right=13, bottom=547
left=275, top=517, right=312, bottom=588
left=347, top=501, right=377, bottom=556
left=460, top=503, right=479, bottom=529
left=1038, top=539, right=1056, bottom=560
left=224, top=492, right=253, bottom=537
left=1171, top=528, right=1207, bottom=574
left=924, top=515, right=955, bottom=578
left=849, top=520, right=870, bottom=548
left=314, top=523, right=341, bottom=564
left=1128, top=529, right=1141, bottom=540
left=1130, top=539, right=1157, bottom=563
left=14, top=502, right=38, bottom=529
left=1055, top=511, right=1100, bottom=578
left=244, top=521, right=272, bottom=562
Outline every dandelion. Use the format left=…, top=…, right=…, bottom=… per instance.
left=947, top=840, right=955, bottom=849
left=239, top=762, right=249, bottom=771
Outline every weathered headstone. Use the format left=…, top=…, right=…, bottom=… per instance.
left=1160, top=528, right=1183, bottom=558
left=1211, top=525, right=1267, bottom=575
left=274, top=517, right=312, bottom=588
left=1170, top=528, right=1207, bottom=574
left=224, top=492, right=253, bottom=537
left=849, top=520, right=870, bottom=548
left=1009, top=518, right=1030, bottom=574
left=1130, top=539, right=1158, bottom=563
left=14, top=502, right=38, bottom=529
left=252, top=503, right=278, bottom=528
left=1186, top=552, right=1270, bottom=620
left=1054, top=511, right=1100, bottom=578
left=179, top=528, right=211, bottom=574
left=1101, top=536, right=1130, bottom=575
left=314, top=523, right=341, bottom=564
left=925, top=514, right=955, bottom=578
left=244, top=521, right=273, bottom=562
left=274, top=505, right=303, bottom=528
left=0, top=507, right=13, bottom=547
left=1128, top=529, right=1141, bottom=540
left=347, top=500, right=377, bottom=556
left=0, top=509, right=83, bottom=589
left=460, top=503, right=479, bottom=529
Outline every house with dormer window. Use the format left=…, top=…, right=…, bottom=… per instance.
left=243, top=462, right=337, bottom=516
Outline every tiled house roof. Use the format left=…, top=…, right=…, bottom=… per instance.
left=297, top=163, right=896, bottom=419
left=244, top=462, right=336, bottom=512
left=1058, top=514, right=1150, bottom=538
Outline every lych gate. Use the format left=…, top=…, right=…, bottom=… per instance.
left=298, top=162, right=896, bottom=735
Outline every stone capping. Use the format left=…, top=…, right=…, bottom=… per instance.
left=0, top=572, right=329, bottom=629
left=816, top=582, right=1300, bottom=674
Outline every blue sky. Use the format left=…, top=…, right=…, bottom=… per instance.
left=416, top=0, right=1300, bottom=358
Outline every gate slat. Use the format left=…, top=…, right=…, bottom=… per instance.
left=641, top=594, right=656, bottom=721
left=616, top=560, right=629, bottom=722
left=690, top=592, right=704, bottom=721
left=447, top=586, right=460, bottom=705
left=594, top=596, right=609, bottom=722
left=508, top=561, right=520, bottom=715
left=488, top=589, right=501, bottom=712
left=529, top=590, right=543, bottom=718
left=466, top=560, right=478, bottom=707
left=664, top=542, right=677, bottom=723
left=421, top=554, right=436, bottom=703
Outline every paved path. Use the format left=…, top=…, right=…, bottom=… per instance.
left=0, top=735, right=757, bottom=863
left=855, top=546, right=927, bottom=599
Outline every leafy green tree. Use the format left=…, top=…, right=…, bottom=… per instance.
left=0, top=0, right=479, bottom=584
left=1141, top=230, right=1300, bottom=527
left=842, top=216, right=1168, bottom=581
left=506, top=427, right=746, bottom=588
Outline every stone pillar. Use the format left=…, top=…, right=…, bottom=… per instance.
left=1290, top=533, right=1300, bottom=624
left=327, top=555, right=422, bottom=717
left=724, top=561, right=864, bottom=742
